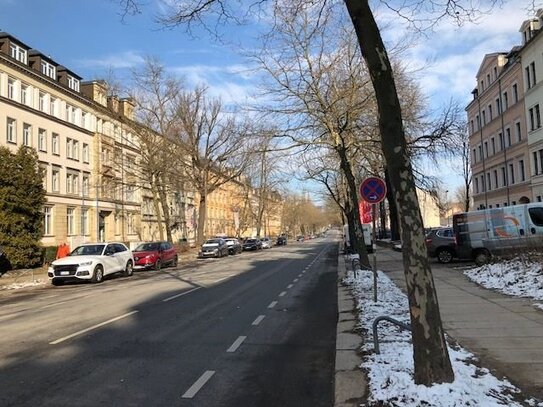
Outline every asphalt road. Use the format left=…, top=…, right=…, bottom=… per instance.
left=0, top=239, right=337, bottom=407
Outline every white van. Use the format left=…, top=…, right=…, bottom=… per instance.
left=343, top=223, right=373, bottom=254
left=453, top=203, right=543, bottom=264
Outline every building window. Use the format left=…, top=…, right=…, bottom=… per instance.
left=496, top=98, right=500, bottom=115
left=44, top=206, right=52, bottom=235
left=509, top=163, right=515, bottom=184
left=494, top=170, right=498, bottom=188
left=81, top=112, right=87, bottom=129
left=484, top=141, right=488, bottom=158
left=82, top=143, right=89, bottom=163
left=52, top=133, right=59, bottom=155
left=503, top=91, right=508, bottom=110
left=66, top=173, right=74, bottom=194
left=20, top=84, right=29, bottom=105
left=470, top=120, right=474, bottom=134
left=472, top=148, right=477, bottom=163
left=499, top=132, right=504, bottom=150
left=52, top=168, right=60, bottom=192
left=10, top=43, right=27, bottom=64
left=476, top=115, right=480, bottom=129
left=491, top=137, right=496, bottom=155
left=513, top=84, right=519, bottom=103
left=82, top=174, right=90, bottom=197
left=39, top=92, right=46, bottom=112
left=67, top=208, right=75, bottom=236
left=38, top=128, right=46, bottom=152
left=482, top=110, right=486, bottom=125
left=67, top=75, right=80, bottom=92
left=506, top=128, right=511, bottom=147
left=66, top=138, right=73, bottom=159
left=23, top=123, right=32, bottom=147
left=81, top=209, right=88, bottom=236
left=41, top=60, right=56, bottom=79
left=7, top=77, right=15, bottom=100
left=526, top=66, right=532, bottom=89
left=6, top=117, right=16, bottom=143
left=487, top=173, right=492, bottom=190
left=475, top=177, right=479, bottom=194
left=531, top=62, right=537, bottom=86
left=516, top=122, right=522, bottom=141
left=127, top=213, right=135, bottom=235
left=73, top=140, right=79, bottom=161
left=478, top=145, right=483, bottom=161
left=501, top=167, right=507, bottom=186
left=488, top=104, right=493, bottom=121
left=519, top=160, right=525, bottom=181
left=50, top=97, right=57, bottom=116
left=530, top=104, right=542, bottom=130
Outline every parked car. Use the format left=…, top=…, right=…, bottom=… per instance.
left=261, top=237, right=272, bottom=249
left=425, top=227, right=457, bottom=263
left=242, top=238, right=262, bottom=251
left=132, top=241, right=178, bottom=270
left=199, top=238, right=229, bottom=258
left=276, top=236, right=287, bottom=246
left=296, top=235, right=305, bottom=242
left=225, top=238, right=242, bottom=255
left=48, top=242, right=133, bottom=285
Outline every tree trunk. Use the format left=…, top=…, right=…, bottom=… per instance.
left=337, top=143, right=369, bottom=267
left=344, top=0, right=454, bottom=385
left=151, top=181, right=164, bottom=241
left=197, top=194, right=207, bottom=245
left=157, top=175, right=173, bottom=243
left=385, top=170, right=400, bottom=241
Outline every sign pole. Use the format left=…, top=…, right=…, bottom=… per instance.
left=359, top=176, right=386, bottom=304
left=372, top=203, right=377, bottom=302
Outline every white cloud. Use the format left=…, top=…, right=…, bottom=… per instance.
left=77, top=50, right=145, bottom=69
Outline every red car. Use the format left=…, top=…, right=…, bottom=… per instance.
left=133, top=241, right=178, bottom=270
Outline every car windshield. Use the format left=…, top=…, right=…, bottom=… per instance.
left=204, top=239, right=221, bottom=244
left=70, top=244, right=105, bottom=256
left=135, top=242, right=160, bottom=251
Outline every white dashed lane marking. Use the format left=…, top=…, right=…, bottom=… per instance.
left=227, top=336, right=247, bottom=353
left=252, top=315, right=265, bottom=326
left=268, top=301, right=278, bottom=309
left=279, top=291, right=287, bottom=297
left=182, top=370, right=215, bottom=399
left=50, top=310, right=139, bottom=345
left=287, top=284, right=293, bottom=289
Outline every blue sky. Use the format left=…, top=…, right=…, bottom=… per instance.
left=0, top=0, right=540, bottom=197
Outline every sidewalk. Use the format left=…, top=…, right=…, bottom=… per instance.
left=373, top=247, right=543, bottom=399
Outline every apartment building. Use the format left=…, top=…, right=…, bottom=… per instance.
left=0, top=32, right=141, bottom=247
left=520, top=11, right=543, bottom=202
left=466, top=47, right=530, bottom=210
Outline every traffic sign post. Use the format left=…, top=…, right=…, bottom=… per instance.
left=360, top=177, right=386, bottom=303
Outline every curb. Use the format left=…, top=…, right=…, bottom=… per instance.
left=335, top=253, right=367, bottom=406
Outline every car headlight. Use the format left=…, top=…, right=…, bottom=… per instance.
left=79, top=261, right=93, bottom=266
left=213, top=248, right=218, bottom=253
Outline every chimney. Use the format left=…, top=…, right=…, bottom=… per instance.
left=119, top=97, right=135, bottom=120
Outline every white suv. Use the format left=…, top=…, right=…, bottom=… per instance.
left=48, top=242, right=134, bottom=285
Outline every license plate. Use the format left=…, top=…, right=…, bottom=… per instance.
left=60, top=271, right=70, bottom=276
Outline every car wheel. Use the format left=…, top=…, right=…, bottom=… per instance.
left=51, top=279, right=64, bottom=286
left=172, top=255, right=178, bottom=267
left=91, top=265, right=104, bottom=283
left=154, top=259, right=162, bottom=271
left=436, top=248, right=453, bottom=264
left=124, top=260, right=134, bottom=277
left=474, top=249, right=491, bottom=266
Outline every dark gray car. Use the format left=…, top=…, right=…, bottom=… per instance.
left=425, top=227, right=457, bottom=263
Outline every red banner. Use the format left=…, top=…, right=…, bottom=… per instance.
left=359, top=201, right=372, bottom=224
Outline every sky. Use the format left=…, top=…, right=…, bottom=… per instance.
left=1, top=0, right=541, bottom=198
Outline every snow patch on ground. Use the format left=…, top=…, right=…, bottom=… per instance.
left=343, top=256, right=542, bottom=406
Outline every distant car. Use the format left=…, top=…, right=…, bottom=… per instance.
left=296, top=235, right=305, bottom=242
left=425, top=228, right=457, bottom=263
left=48, top=242, right=133, bottom=285
left=225, top=238, right=242, bottom=255
left=199, top=238, right=229, bottom=258
left=260, top=237, right=272, bottom=249
left=242, top=238, right=262, bottom=251
left=133, top=241, right=178, bottom=270
left=276, top=236, right=287, bottom=246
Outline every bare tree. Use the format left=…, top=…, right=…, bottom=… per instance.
left=174, top=86, right=254, bottom=244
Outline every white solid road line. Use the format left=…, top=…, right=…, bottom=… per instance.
left=268, top=300, right=278, bottom=309
left=252, top=315, right=265, bottom=325
left=49, top=310, right=139, bottom=345
left=227, top=336, right=247, bottom=352
left=279, top=291, right=287, bottom=297
left=182, top=370, right=216, bottom=399
left=162, top=287, right=201, bottom=302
